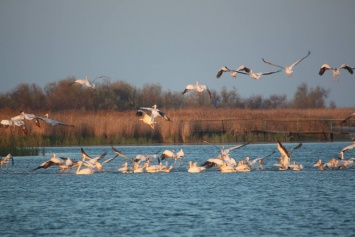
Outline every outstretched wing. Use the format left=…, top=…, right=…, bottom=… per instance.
left=262, top=58, right=284, bottom=69
left=340, top=112, right=355, bottom=124
left=289, top=50, right=311, bottom=68
left=289, top=143, right=303, bottom=157
left=260, top=69, right=282, bottom=76
left=182, top=84, right=195, bottom=95
left=339, top=64, right=354, bottom=74
left=111, top=146, right=128, bottom=159
left=226, top=141, right=251, bottom=152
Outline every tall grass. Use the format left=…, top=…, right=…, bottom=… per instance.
left=0, top=108, right=354, bottom=152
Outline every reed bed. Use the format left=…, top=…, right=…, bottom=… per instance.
left=0, top=108, right=354, bottom=153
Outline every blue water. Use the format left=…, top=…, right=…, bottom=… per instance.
left=1, top=142, right=355, bottom=237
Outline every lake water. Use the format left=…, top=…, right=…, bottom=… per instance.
left=1, top=142, right=355, bottom=237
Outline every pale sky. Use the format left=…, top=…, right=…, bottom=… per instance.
left=1, top=0, right=354, bottom=107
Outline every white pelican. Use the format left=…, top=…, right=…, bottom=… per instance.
left=288, top=161, right=304, bottom=171
left=182, top=81, right=212, bottom=98
left=161, top=149, right=184, bottom=166
left=0, top=119, right=28, bottom=135
left=203, top=140, right=250, bottom=165
left=237, top=65, right=281, bottom=80
left=216, top=66, right=248, bottom=78
left=33, top=154, right=66, bottom=171
left=118, top=162, right=133, bottom=173
left=0, top=154, right=14, bottom=170
left=71, top=160, right=95, bottom=175
left=319, top=64, right=353, bottom=80
left=136, top=110, right=156, bottom=129
left=262, top=51, right=311, bottom=77
left=201, top=155, right=226, bottom=168
left=244, top=150, right=276, bottom=170
left=273, top=141, right=302, bottom=170
left=340, top=112, right=355, bottom=125
left=71, top=75, right=109, bottom=89
left=133, top=163, right=148, bottom=173
left=235, top=160, right=251, bottom=172
left=136, top=104, right=172, bottom=129
left=314, top=159, right=326, bottom=170
left=219, top=163, right=237, bottom=173
left=37, top=114, right=74, bottom=127
left=81, top=148, right=108, bottom=170
left=188, top=161, right=205, bottom=173
left=11, top=111, right=40, bottom=127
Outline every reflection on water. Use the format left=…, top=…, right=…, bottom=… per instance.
left=1, top=142, right=355, bottom=236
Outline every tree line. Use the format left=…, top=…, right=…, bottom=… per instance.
left=0, top=77, right=333, bottom=112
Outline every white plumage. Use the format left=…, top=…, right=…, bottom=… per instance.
left=182, top=81, right=212, bottom=98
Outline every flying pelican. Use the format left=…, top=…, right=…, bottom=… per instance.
left=319, top=64, right=353, bottom=81
left=262, top=51, right=310, bottom=77
left=11, top=111, right=40, bottom=127
left=136, top=104, right=172, bottom=129
left=339, top=112, right=355, bottom=125
left=33, top=154, right=66, bottom=171
left=188, top=161, right=206, bottom=173
left=0, top=154, right=14, bottom=170
left=273, top=141, right=303, bottom=170
left=216, top=66, right=248, bottom=79
left=71, top=75, right=109, bottom=89
left=71, top=160, right=95, bottom=175
left=237, top=65, right=281, bottom=80
left=201, top=155, right=226, bottom=168
left=0, top=119, right=28, bottom=135
left=182, top=81, right=212, bottom=98
left=161, top=149, right=184, bottom=166
left=80, top=148, right=109, bottom=170
left=37, top=114, right=75, bottom=127
left=203, top=141, right=251, bottom=165
left=136, top=110, right=156, bottom=129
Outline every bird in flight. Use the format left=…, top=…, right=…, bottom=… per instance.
left=237, top=65, right=281, bottom=80
left=182, top=81, right=212, bottom=98
left=319, top=64, right=353, bottom=81
left=262, top=50, right=311, bottom=77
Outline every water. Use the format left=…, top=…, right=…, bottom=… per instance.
left=1, top=142, right=355, bottom=236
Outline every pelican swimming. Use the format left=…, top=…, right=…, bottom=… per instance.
left=136, top=104, right=172, bottom=129
left=188, top=161, right=206, bottom=173
left=244, top=150, right=276, bottom=170
left=0, top=154, right=14, bottom=170
left=161, top=149, right=184, bottom=166
left=71, top=160, right=95, bottom=175
left=37, top=114, right=74, bottom=127
left=273, top=141, right=303, bottom=170
left=182, top=81, right=212, bottom=98
left=319, top=64, right=353, bottom=81
left=237, top=65, right=281, bottom=80
left=288, top=161, right=304, bottom=171
left=118, top=162, right=134, bottom=173
left=262, top=51, right=311, bottom=77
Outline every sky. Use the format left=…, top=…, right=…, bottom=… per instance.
left=0, top=0, right=354, bottom=107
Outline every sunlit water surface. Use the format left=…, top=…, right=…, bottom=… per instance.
left=1, top=142, right=355, bottom=236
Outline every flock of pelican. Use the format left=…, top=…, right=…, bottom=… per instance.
left=2, top=139, right=354, bottom=174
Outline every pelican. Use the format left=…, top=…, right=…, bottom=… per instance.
left=33, top=154, right=66, bottom=171
left=0, top=154, right=14, bottom=170
left=216, top=66, right=247, bottom=78
left=319, top=64, right=353, bottom=81
left=11, top=111, right=40, bottom=127
left=136, top=110, right=156, bottom=129
left=273, top=141, right=302, bottom=170
left=244, top=150, right=276, bottom=170
left=288, top=161, right=304, bottom=171
left=201, top=155, right=226, bottom=168
left=262, top=51, right=311, bottom=77
left=37, top=114, right=74, bottom=127
left=0, top=119, right=27, bottom=135
left=71, top=160, right=95, bottom=175
left=81, top=148, right=108, bottom=170
left=71, top=75, right=108, bottom=89
left=203, top=140, right=250, bottom=165
left=314, top=159, right=326, bottom=170
left=340, top=113, right=355, bottom=125
left=237, top=65, right=281, bottom=80
left=235, top=160, right=251, bottom=172
left=161, top=149, right=184, bottom=166
left=133, top=163, right=148, bottom=173
left=219, top=163, right=237, bottom=173
left=136, top=104, right=172, bottom=129
left=188, top=161, right=205, bottom=173
left=182, top=81, right=212, bottom=98
left=118, top=162, right=133, bottom=173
